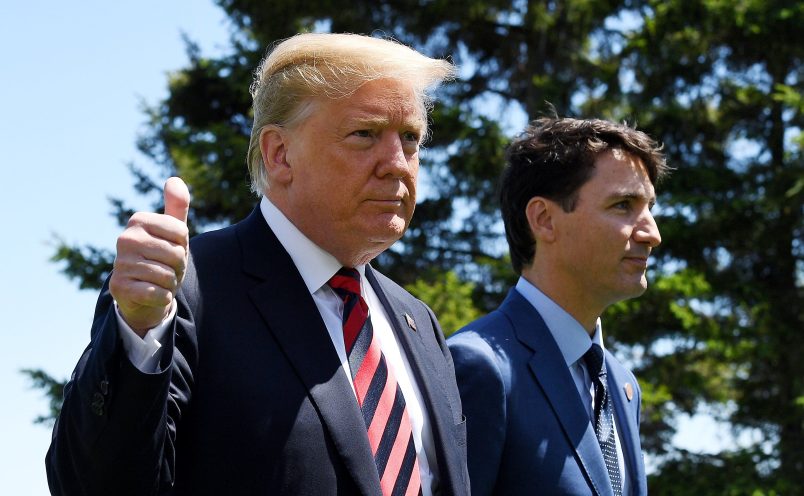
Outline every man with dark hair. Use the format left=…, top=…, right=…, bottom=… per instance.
left=448, top=117, right=669, bottom=495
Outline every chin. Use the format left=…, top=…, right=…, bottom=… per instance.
left=370, top=216, right=408, bottom=239
left=628, top=283, right=649, bottom=299
left=615, top=279, right=649, bottom=301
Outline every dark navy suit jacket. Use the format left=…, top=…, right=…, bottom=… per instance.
left=46, top=207, right=469, bottom=495
left=448, top=289, right=647, bottom=496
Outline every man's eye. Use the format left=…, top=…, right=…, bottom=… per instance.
left=402, top=131, right=420, bottom=143
left=352, top=129, right=373, bottom=138
left=614, top=201, right=631, bottom=210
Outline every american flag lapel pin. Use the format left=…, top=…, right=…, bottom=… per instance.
left=404, top=313, right=417, bottom=332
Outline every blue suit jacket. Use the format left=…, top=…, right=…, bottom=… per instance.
left=46, top=207, right=469, bottom=495
left=447, top=289, right=647, bottom=495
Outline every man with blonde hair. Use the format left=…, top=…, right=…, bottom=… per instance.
left=47, top=33, right=469, bottom=496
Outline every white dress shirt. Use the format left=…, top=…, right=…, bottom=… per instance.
left=515, top=277, right=630, bottom=495
left=117, top=197, right=437, bottom=494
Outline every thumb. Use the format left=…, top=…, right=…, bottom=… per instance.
left=164, top=177, right=190, bottom=223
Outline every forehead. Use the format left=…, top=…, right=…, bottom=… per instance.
left=582, top=149, right=655, bottom=200
left=320, top=79, right=425, bottom=130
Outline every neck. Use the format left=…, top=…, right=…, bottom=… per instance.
left=521, top=266, right=601, bottom=335
left=266, top=191, right=384, bottom=268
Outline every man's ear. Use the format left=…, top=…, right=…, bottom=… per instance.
left=259, top=125, right=292, bottom=185
left=525, top=197, right=556, bottom=243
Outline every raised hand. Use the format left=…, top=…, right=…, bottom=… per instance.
left=109, top=177, right=190, bottom=336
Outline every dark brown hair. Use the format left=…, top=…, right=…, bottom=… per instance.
left=500, top=117, right=669, bottom=273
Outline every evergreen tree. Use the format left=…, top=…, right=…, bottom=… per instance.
left=28, top=1, right=802, bottom=492
left=610, top=1, right=803, bottom=491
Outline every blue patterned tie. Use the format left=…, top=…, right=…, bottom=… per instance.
left=583, top=344, right=622, bottom=496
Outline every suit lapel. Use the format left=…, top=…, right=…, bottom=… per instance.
left=501, top=290, right=613, bottom=496
left=364, top=267, right=433, bottom=386
left=237, top=209, right=382, bottom=496
left=365, top=267, right=464, bottom=495
left=606, top=355, right=647, bottom=495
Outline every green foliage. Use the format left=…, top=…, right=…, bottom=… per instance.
left=405, top=271, right=482, bottom=336
left=647, top=445, right=798, bottom=495
left=36, top=0, right=803, bottom=492
left=21, top=369, right=64, bottom=426
left=50, top=238, right=113, bottom=291
left=617, top=0, right=804, bottom=485
left=606, top=269, right=739, bottom=455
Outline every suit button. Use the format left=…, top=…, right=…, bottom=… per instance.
left=91, top=392, right=105, bottom=416
left=100, top=379, right=109, bottom=396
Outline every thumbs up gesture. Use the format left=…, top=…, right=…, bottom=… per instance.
left=110, top=177, right=190, bottom=336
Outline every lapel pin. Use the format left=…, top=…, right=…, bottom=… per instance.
left=404, top=313, right=417, bottom=332
left=624, top=383, right=634, bottom=401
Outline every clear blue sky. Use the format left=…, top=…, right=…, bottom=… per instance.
left=0, top=2, right=230, bottom=493
left=0, top=2, right=747, bottom=494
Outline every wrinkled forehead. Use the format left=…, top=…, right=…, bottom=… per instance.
left=304, top=78, right=427, bottom=131
left=353, top=91, right=425, bottom=128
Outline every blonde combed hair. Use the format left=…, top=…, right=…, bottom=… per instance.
left=246, top=32, right=455, bottom=196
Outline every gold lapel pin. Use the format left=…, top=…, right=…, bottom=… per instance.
left=404, top=313, right=417, bottom=331
left=624, top=383, right=634, bottom=401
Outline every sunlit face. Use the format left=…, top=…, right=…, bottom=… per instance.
left=551, top=149, right=662, bottom=311
left=274, top=78, right=425, bottom=266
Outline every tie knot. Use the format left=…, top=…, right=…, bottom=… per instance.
left=583, top=343, right=606, bottom=378
left=328, top=267, right=361, bottom=296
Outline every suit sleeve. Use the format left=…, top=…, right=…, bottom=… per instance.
left=46, top=270, right=198, bottom=496
left=447, top=332, right=508, bottom=496
left=633, top=372, right=642, bottom=427
left=424, top=305, right=456, bottom=378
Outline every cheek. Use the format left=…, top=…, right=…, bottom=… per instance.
left=407, top=176, right=417, bottom=201
left=572, top=226, right=614, bottom=264
left=396, top=158, right=417, bottom=199
left=591, top=218, right=630, bottom=245
left=407, top=154, right=420, bottom=175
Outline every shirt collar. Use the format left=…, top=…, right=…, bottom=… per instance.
left=515, top=276, right=603, bottom=367
left=259, top=196, right=364, bottom=294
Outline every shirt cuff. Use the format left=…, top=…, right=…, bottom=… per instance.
left=115, top=300, right=176, bottom=373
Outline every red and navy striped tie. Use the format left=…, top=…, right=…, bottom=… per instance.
left=328, top=268, right=422, bottom=496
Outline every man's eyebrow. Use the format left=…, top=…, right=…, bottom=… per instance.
left=346, top=114, right=389, bottom=125
left=344, top=110, right=425, bottom=129
left=605, top=191, right=657, bottom=204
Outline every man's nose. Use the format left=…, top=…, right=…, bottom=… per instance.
left=634, top=208, right=661, bottom=248
left=376, top=132, right=414, bottom=178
